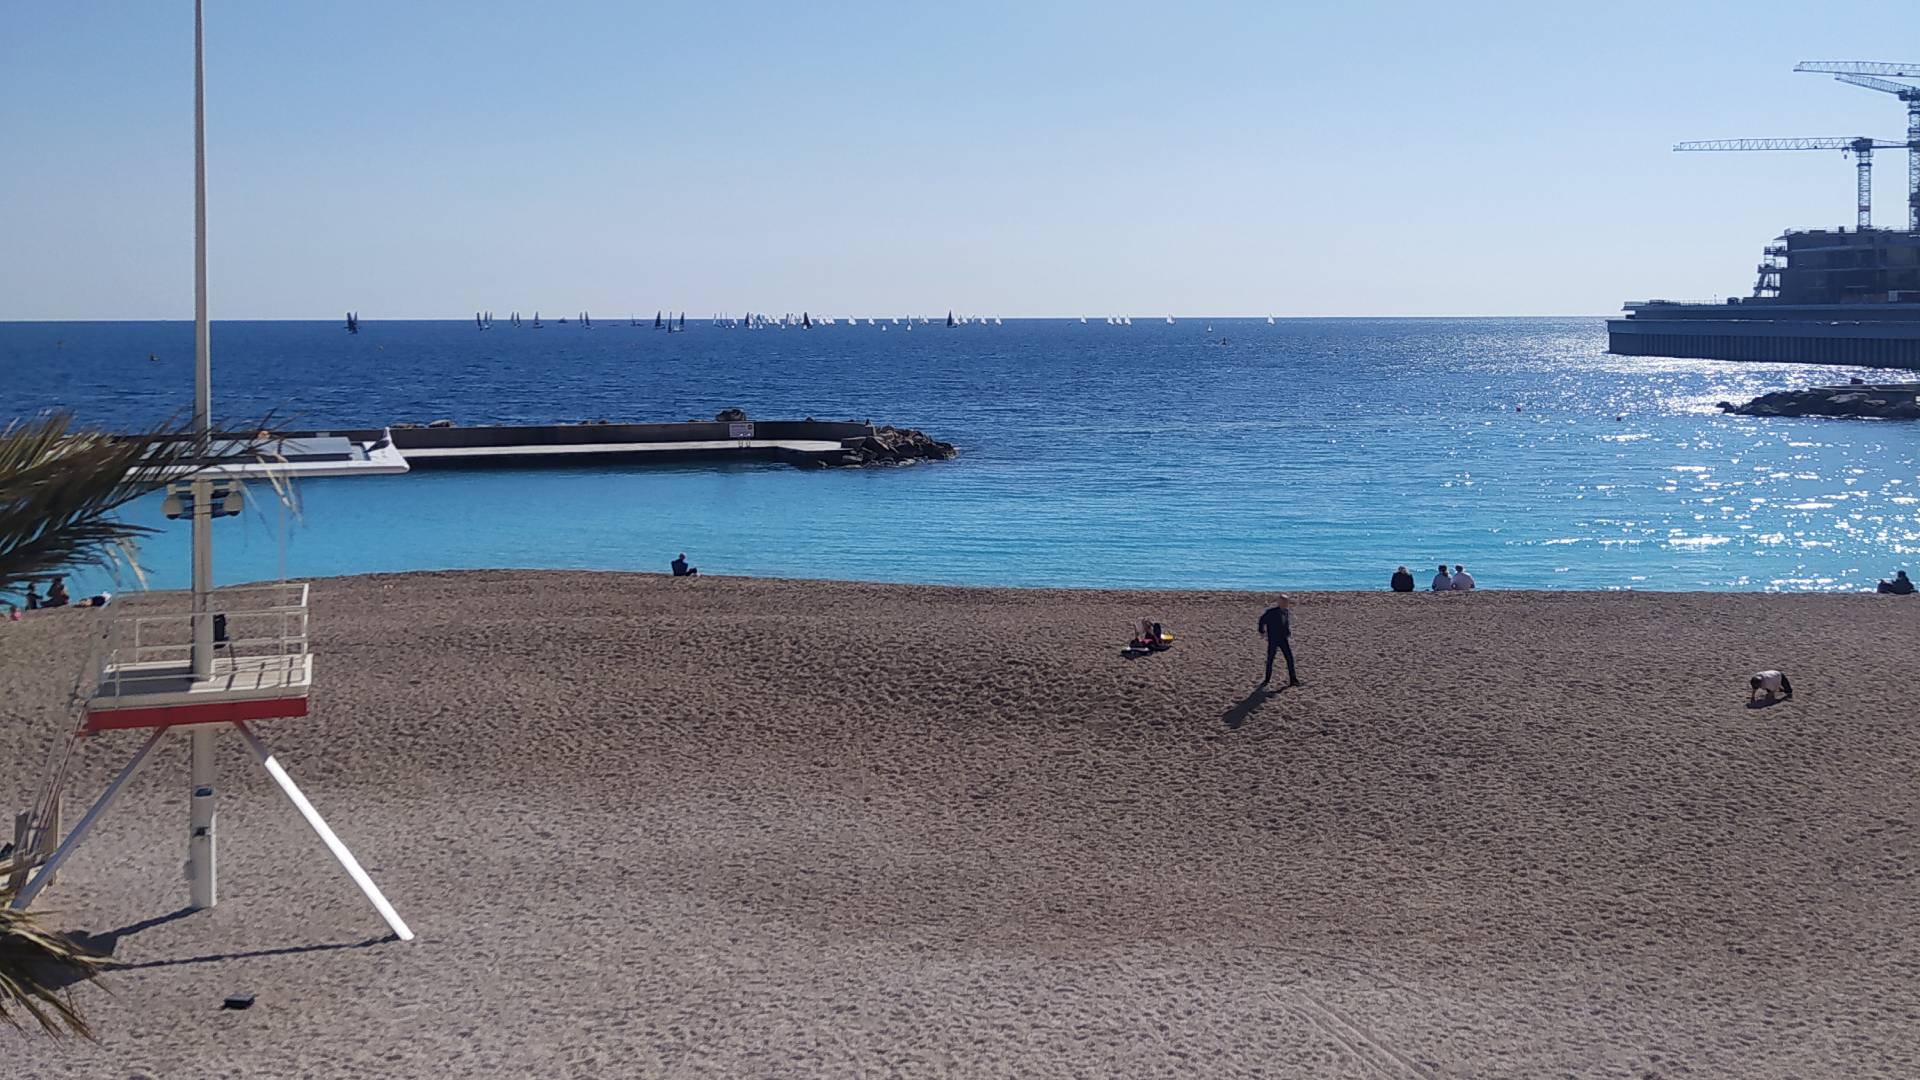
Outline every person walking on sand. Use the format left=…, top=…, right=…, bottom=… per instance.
left=1257, top=595, right=1299, bottom=687
left=1431, top=564, right=1453, bottom=591
left=1450, top=564, right=1476, bottom=590
left=1390, top=566, right=1415, bottom=592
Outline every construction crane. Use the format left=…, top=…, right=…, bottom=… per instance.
left=1674, top=137, right=1901, bottom=230
left=1795, top=62, right=1920, bottom=230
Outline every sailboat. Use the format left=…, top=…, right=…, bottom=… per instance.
left=678, top=312, right=686, bottom=331
left=946, top=310, right=956, bottom=328
left=802, top=311, right=813, bottom=330
left=1267, top=315, right=1276, bottom=325
left=345, top=311, right=358, bottom=334
left=476, top=312, right=486, bottom=330
left=584, top=311, right=593, bottom=329
left=532, top=311, right=543, bottom=328
left=1166, top=316, right=1175, bottom=324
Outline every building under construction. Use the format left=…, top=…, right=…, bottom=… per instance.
left=1608, top=61, right=1920, bottom=367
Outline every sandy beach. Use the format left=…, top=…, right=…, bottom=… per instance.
left=3, top=571, right=1916, bottom=1078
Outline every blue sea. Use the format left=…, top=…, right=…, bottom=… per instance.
left=6, top=317, right=1919, bottom=593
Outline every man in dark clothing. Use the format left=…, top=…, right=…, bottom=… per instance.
left=671, top=552, right=698, bottom=577
left=1877, top=569, right=1914, bottom=594
left=1257, top=595, right=1299, bottom=687
left=1390, top=566, right=1415, bottom=592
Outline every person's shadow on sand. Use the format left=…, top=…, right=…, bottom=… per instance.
left=1223, top=686, right=1287, bottom=730
left=1746, top=696, right=1790, bottom=710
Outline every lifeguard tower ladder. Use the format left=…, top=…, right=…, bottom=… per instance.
left=6, top=584, right=412, bottom=941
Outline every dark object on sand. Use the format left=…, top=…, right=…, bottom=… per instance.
left=1878, top=570, right=1914, bottom=594
left=671, top=553, right=698, bottom=578
left=222, top=993, right=255, bottom=1010
left=1749, top=670, right=1793, bottom=705
left=714, top=408, right=748, bottom=422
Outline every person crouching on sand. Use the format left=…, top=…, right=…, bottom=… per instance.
left=671, top=553, right=698, bottom=577
left=1257, top=595, right=1298, bottom=687
left=1750, top=670, right=1793, bottom=704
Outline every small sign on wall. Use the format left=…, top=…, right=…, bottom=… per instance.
left=728, top=422, right=754, bottom=439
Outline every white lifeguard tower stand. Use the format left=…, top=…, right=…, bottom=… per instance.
left=4, top=1, right=410, bottom=942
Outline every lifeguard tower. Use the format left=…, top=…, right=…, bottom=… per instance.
left=4, top=1, right=410, bottom=942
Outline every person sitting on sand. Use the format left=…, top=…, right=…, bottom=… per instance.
left=1750, top=670, right=1793, bottom=704
left=671, top=553, right=698, bottom=577
left=1257, top=595, right=1299, bottom=687
left=1390, top=566, right=1415, bottom=592
left=6, top=603, right=18, bottom=622
left=44, top=576, right=70, bottom=608
left=1431, top=564, right=1452, bottom=591
left=1877, top=570, right=1914, bottom=595
left=1450, top=564, right=1476, bottom=590
left=23, top=584, right=38, bottom=611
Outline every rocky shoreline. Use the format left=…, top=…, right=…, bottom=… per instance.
left=1718, top=382, right=1920, bottom=420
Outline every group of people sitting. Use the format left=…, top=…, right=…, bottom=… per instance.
left=1124, top=620, right=1174, bottom=656
left=9, top=576, right=111, bottom=621
left=1390, top=564, right=1476, bottom=592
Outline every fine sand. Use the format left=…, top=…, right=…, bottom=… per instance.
left=3, top=571, right=1916, bottom=1078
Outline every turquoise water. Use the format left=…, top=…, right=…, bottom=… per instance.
left=8, top=317, right=1920, bottom=592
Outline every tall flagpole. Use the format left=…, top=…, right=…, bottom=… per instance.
left=187, top=0, right=218, bottom=910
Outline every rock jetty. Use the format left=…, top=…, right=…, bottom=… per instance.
left=1719, top=383, right=1920, bottom=420
left=831, top=425, right=958, bottom=467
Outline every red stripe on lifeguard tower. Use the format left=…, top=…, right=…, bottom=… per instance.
left=84, top=695, right=309, bottom=733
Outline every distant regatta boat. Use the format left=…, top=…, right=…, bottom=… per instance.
left=345, top=311, right=358, bottom=334
left=946, top=310, right=956, bottom=328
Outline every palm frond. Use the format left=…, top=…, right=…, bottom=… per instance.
left=0, top=892, right=104, bottom=1039
left=0, top=411, right=277, bottom=599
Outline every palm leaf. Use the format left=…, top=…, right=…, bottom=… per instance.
left=0, top=411, right=276, bottom=599
left=0, top=891, right=103, bottom=1039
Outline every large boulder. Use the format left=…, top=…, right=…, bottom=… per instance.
left=715, top=407, right=748, bottom=422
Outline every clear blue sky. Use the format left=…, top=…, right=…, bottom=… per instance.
left=3, top=2, right=1914, bottom=319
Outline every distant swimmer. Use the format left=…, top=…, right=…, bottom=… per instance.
left=671, top=552, right=698, bottom=577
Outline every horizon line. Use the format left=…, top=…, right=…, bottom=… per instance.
left=1, top=312, right=1620, bottom=323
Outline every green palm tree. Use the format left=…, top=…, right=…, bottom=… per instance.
left=0, top=410, right=273, bottom=598
left=2, top=409, right=275, bottom=1036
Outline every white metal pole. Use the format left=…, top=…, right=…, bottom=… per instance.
left=188, top=728, right=217, bottom=907
left=232, top=723, right=415, bottom=941
left=187, top=0, right=219, bottom=911
left=10, top=730, right=167, bottom=911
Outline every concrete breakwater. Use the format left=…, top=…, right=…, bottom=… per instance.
left=144, top=415, right=958, bottom=477
left=1718, top=383, right=1920, bottom=420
